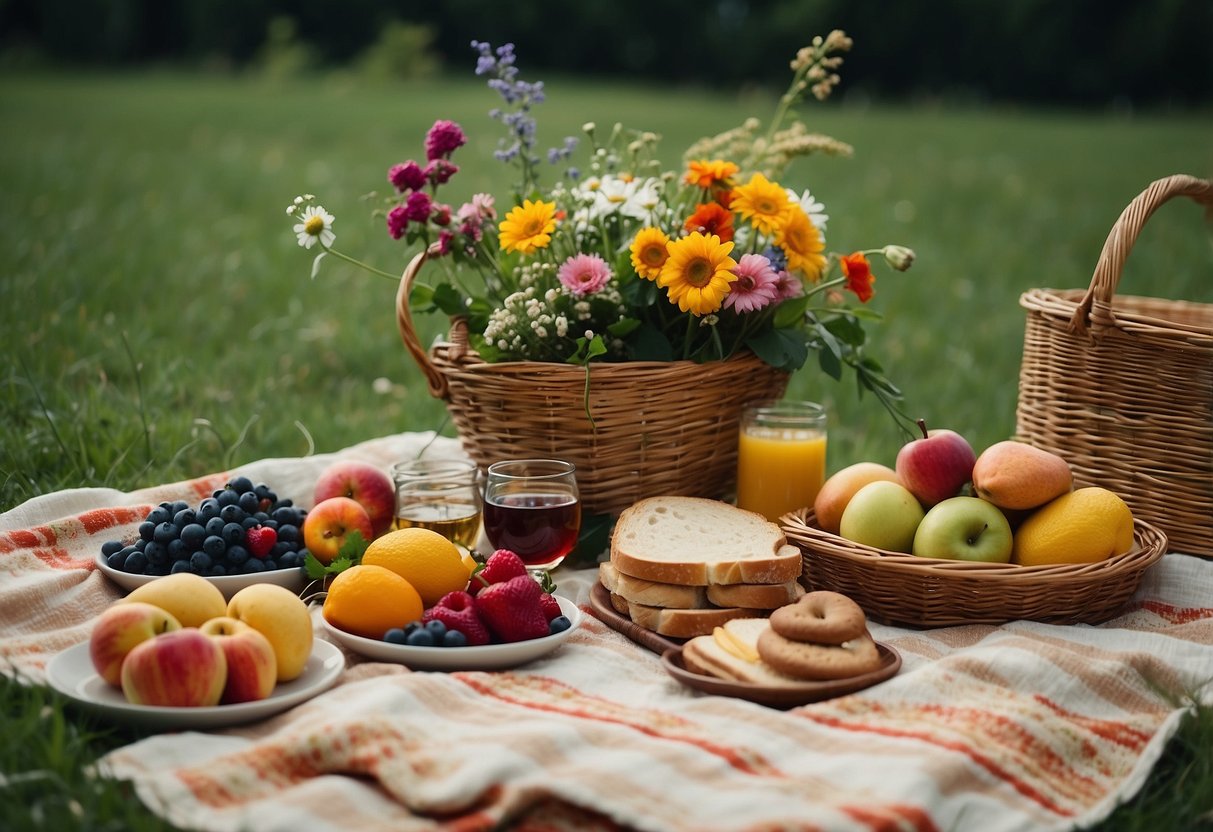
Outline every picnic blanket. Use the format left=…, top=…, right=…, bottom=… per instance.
left=3, top=431, right=1213, bottom=832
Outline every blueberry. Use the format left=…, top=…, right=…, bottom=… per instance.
left=133, top=538, right=148, bottom=551
left=271, top=507, right=296, bottom=525
left=548, top=615, right=572, bottom=634
left=262, top=558, right=278, bottom=571
left=106, top=550, right=127, bottom=569
left=170, top=559, right=192, bottom=574
left=202, top=535, right=226, bottom=557
left=146, top=507, right=171, bottom=526
left=405, top=628, right=436, bottom=647
left=100, top=540, right=123, bottom=557
left=278, top=552, right=300, bottom=569
left=229, top=476, right=254, bottom=494
left=190, top=551, right=213, bottom=572
left=172, top=508, right=195, bottom=528
left=227, top=545, right=250, bottom=565
left=118, top=544, right=139, bottom=561
left=209, top=564, right=227, bottom=577
left=124, top=551, right=149, bottom=573
left=241, top=516, right=259, bottom=531
left=170, top=500, right=190, bottom=515
left=167, top=539, right=189, bottom=560
left=238, top=492, right=260, bottom=513
left=205, top=517, right=225, bottom=536
left=219, top=504, right=245, bottom=523
left=403, top=621, right=422, bottom=635
left=276, top=498, right=294, bottom=508
left=270, top=541, right=292, bottom=558
left=254, top=511, right=270, bottom=523
left=180, top=523, right=207, bottom=549
left=216, top=489, right=240, bottom=508
left=222, top=522, right=245, bottom=545
left=276, top=524, right=300, bottom=543
left=145, top=541, right=168, bottom=566
left=241, top=558, right=266, bottom=574
left=153, top=522, right=178, bottom=544
left=138, top=521, right=156, bottom=542
left=296, top=547, right=311, bottom=563
left=384, top=627, right=409, bottom=644
left=198, top=497, right=220, bottom=515
left=148, top=564, right=170, bottom=576
left=442, top=630, right=468, bottom=648
left=424, top=620, right=447, bottom=638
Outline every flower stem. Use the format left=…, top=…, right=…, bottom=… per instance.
left=321, top=246, right=401, bottom=281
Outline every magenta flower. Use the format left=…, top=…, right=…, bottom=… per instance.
left=403, top=191, right=433, bottom=223
left=557, top=253, right=612, bottom=297
left=724, top=254, right=781, bottom=313
left=432, top=203, right=452, bottom=227
left=386, top=205, right=409, bottom=240
left=425, top=120, right=467, bottom=161
left=425, top=159, right=459, bottom=186
left=436, top=230, right=455, bottom=256
left=772, top=268, right=805, bottom=302
left=389, top=161, right=427, bottom=193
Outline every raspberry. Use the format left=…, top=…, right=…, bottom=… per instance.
left=422, top=591, right=491, bottom=646
left=538, top=592, right=562, bottom=622
left=245, top=525, right=277, bottom=559
left=470, top=549, right=528, bottom=596
left=475, top=575, right=549, bottom=643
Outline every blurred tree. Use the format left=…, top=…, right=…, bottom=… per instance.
left=355, top=21, right=438, bottom=81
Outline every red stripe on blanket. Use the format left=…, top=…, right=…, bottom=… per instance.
left=190, top=474, right=230, bottom=500
left=2, top=526, right=58, bottom=550
left=32, top=546, right=96, bottom=570
left=840, top=802, right=939, bottom=832
left=1032, top=695, right=1153, bottom=749
left=458, top=674, right=781, bottom=777
left=1137, top=600, right=1213, bottom=625
left=79, top=506, right=150, bottom=535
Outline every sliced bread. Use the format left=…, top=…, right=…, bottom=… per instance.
left=611, top=496, right=802, bottom=586
left=682, top=618, right=806, bottom=686
left=612, top=593, right=763, bottom=639
left=599, top=562, right=805, bottom=610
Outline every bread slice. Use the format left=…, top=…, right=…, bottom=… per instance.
left=682, top=619, right=806, bottom=686
left=611, top=496, right=802, bottom=586
left=599, top=562, right=805, bottom=610
left=613, top=593, right=763, bottom=639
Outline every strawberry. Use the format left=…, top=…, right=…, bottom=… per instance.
left=469, top=549, right=528, bottom=596
left=246, top=525, right=277, bottom=559
left=422, top=591, right=491, bottom=646
left=538, top=592, right=562, bottom=622
left=475, top=575, right=550, bottom=643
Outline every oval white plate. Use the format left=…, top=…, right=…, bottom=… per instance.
left=95, top=551, right=306, bottom=600
left=46, top=638, right=344, bottom=730
left=321, top=595, right=581, bottom=671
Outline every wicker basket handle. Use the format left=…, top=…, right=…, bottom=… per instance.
left=395, top=243, right=450, bottom=400
left=1071, top=174, right=1213, bottom=336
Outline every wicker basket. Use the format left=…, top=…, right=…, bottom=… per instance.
left=395, top=247, right=791, bottom=517
left=782, top=509, right=1167, bottom=628
left=1016, top=174, right=1213, bottom=557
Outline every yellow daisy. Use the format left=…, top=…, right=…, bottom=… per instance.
left=629, top=227, right=671, bottom=281
left=498, top=199, right=557, bottom=254
left=731, top=173, right=793, bottom=235
left=775, top=205, right=827, bottom=281
left=657, top=232, right=738, bottom=316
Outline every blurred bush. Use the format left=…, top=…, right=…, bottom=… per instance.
left=355, top=21, right=438, bottom=81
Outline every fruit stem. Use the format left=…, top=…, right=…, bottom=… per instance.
left=916, top=418, right=929, bottom=440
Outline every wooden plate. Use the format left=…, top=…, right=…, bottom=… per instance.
left=661, top=642, right=902, bottom=709
left=588, top=581, right=685, bottom=654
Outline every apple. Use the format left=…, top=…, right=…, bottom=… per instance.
left=313, top=461, right=395, bottom=538
left=226, top=583, right=314, bottom=683
left=838, top=481, right=925, bottom=553
left=120, top=628, right=227, bottom=707
left=911, top=496, right=1014, bottom=563
left=89, top=602, right=182, bottom=687
left=895, top=419, right=977, bottom=507
left=303, top=496, right=375, bottom=565
left=199, top=616, right=278, bottom=704
left=813, top=462, right=901, bottom=535
left=122, top=572, right=228, bottom=626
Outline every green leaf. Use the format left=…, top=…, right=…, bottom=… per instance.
left=431, top=283, right=465, bottom=316
left=773, top=295, right=810, bottom=328
left=628, top=323, right=674, bottom=361
left=818, top=346, right=843, bottom=380
left=338, top=530, right=370, bottom=563
left=745, top=327, right=809, bottom=371
left=565, top=513, right=613, bottom=569
left=303, top=551, right=330, bottom=580
left=825, top=315, right=866, bottom=347
left=410, top=283, right=435, bottom=308
left=607, top=317, right=641, bottom=337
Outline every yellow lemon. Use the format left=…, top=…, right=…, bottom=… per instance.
left=322, top=564, right=423, bottom=640
left=1012, top=487, right=1134, bottom=566
left=361, top=527, right=472, bottom=607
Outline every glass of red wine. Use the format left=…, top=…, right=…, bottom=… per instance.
left=482, top=459, right=581, bottom=571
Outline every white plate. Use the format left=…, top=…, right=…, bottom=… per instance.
left=321, top=595, right=581, bottom=671
left=45, top=638, right=344, bottom=730
left=95, top=551, right=306, bottom=600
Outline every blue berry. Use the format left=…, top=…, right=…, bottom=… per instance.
left=100, top=540, right=123, bottom=557
left=172, top=508, right=196, bottom=528
left=241, top=558, right=266, bottom=574
left=205, top=517, right=225, bottom=536
left=170, top=500, right=190, bottom=515
left=145, top=541, right=168, bottom=566
left=106, top=550, right=127, bottom=569
left=216, top=489, right=239, bottom=508
left=442, top=630, right=468, bottom=648
left=276, top=524, right=300, bottom=544
left=133, top=538, right=148, bottom=551
left=170, top=559, right=192, bottom=574
left=278, top=552, right=300, bottom=569
left=209, top=564, right=227, bottom=577
left=227, top=545, right=250, bottom=565
left=202, top=535, right=226, bottom=557
left=189, top=551, right=212, bottom=572
left=221, top=522, right=245, bottom=545
left=272, top=507, right=296, bottom=525
left=167, top=539, right=188, bottom=560
left=424, top=620, right=447, bottom=638
left=146, top=507, right=171, bottom=526
left=138, top=521, right=156, bottom=542
left=229, top=476, right=254, bottom=494
left=153, top=522, right=177, bottom=544
left=241, top=516, right=259, bottom=531
left=219, top=504, right=245, bottom=524
left=238, top=492, right=260, bottom=513
left=262, top=558, right=278, bottom=571
left=124, top=551, right=149, bottom=573
left=180, top=523, right=207, bottom=549
left=384, top=628, right=408, bottom=644
left=405, top=628, right=436, bottom=647
left=548, top=615, right=572, bottom=635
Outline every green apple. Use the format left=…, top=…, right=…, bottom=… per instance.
left=838, top=481, right=925, bottom=553
left=912, top=496, right=1013, bottom=562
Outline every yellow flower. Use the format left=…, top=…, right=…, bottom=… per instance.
left=731, top=173, right=793, bottom=235
left=629, top=227, right=671, bottom=281
left=498, top=199, right=557, bottom=254
left=658, top=232, right=738, bottom=316
left=775, top=205, right=826, bottom=281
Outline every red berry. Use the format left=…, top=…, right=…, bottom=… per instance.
left=423, top=591, right=490, bottom=645
left=246, top=525, right=277, bottom=559
left=470, top=549, right=528, bottom=596
left=538, top=592, right=562, bottom=622
left=475, top=575, right=549, bottom=643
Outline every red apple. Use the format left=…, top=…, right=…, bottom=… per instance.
left=119, top=628, right=227, bottom=707
left=302, top=496, right=374, bottom=565
left=199, top=616, right=278, bottom=704
left=89, top=602, right=182, bottom=687
left=894, top=419, right=977, bottom=507
left=313, top=461, right=395, bottom=538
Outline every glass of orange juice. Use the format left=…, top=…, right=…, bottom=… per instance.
left=736, top=401, right=827, bottom=522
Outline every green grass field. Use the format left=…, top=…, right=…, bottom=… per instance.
left=1, top=71, right=1211, bottom=830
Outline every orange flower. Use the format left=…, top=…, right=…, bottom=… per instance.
left=840, top=252, right=875, bottom=303
left=684, top=203, right=735, bottom=243
left=684, top=159, right=739, bottom=189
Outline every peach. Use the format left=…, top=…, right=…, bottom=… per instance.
left=813, top=462, right=901, bottom=535
left=972, top=440, right=1072, bottom=510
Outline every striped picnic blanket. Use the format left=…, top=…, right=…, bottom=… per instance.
left=3, top=431, right=1212, bottom=832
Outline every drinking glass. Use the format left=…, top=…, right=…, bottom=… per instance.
left=391, top=459, right=483, bottom=550
left=482, top=459, right=581, bottom=570
left=735, top=401, right=828, bottom=522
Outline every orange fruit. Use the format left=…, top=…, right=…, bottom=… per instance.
left=322, top=564, right=423, bottom=639
left=1012, top=487, right=1135, bottom=566
left=361, top=527, right=472, bottom=607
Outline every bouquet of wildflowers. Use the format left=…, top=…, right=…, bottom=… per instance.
left=289, top=31, right=914, bottom=419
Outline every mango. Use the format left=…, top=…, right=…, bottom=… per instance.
left=813, top=462, right=901, bottom=535
left=971, top=440, right=1072, bottom=511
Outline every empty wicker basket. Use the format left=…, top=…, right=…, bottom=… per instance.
left=1017, top=175, right=1213, bottom=556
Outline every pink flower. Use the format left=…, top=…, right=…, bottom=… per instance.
left=403, top=191, right=432, bottom=223
left=772, top=269, right=804, bottom=302
left=457, top=193, right=496, bottom=223
left=425, top=120, right=467, bottom=161
left=432, top=203, right=452, bottom=226
left=386, top=205, right=409, bottom=240
left=459, top=219, right=483, bottom=242
left=436, top=230, right=455, bottom=256
left=557, top=253, right=612, bottom=297
left=724, top=254, right=780, bottom=313
left=425, top=159, right=459, bottom=186
left=389, top=161, right=426, bottom=192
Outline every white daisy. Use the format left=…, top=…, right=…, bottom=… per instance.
left=293, top=205, right=336, bottom=249
left=620, top=177, right=663, bottom=221
left=786, top=188, right=829, bottom=231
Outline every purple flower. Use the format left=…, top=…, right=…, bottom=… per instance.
left=425, top=120, right=467, bottom=161
left=386, top=205, right=409, bottom=240
left=403, top=191, right=432, bottom=223
left=389, top=161, right=426, bottom=193
left=557, top=253, right=612, bottom=297
left=424, top=159, right=459, bottom=186
left=724, top=254, right=780, bottom=313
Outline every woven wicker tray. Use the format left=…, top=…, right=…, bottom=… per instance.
left=781, top=508, right=1167, bottom=628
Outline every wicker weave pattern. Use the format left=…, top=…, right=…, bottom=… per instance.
left=1016, top=175, right=1213, bottom=556
left=396, top=248, right=790, bottom=516
left=783, top=510, right=1167, bottom=627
